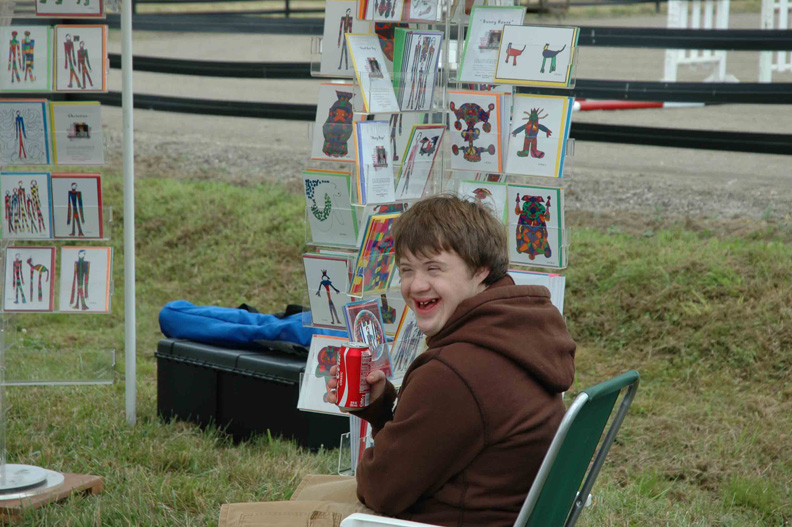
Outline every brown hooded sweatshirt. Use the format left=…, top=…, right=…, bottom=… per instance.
left=353, top=276, right=577, bottom=527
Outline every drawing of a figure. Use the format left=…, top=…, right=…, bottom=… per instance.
left=70, top=249, right=90, bottom=310
left=15, top=111, right=27, bottom=159
left=77, top=41, right=93, bottom=89
left=515, top=193, right=552, bottom=260
left=316, top=270, right=342, bottom=325
left=450, top=101, right=496, bottom=163
left=26, top=257, right=49, bottom=302
left=410, top=0, right=432, bottom=18
left=374, top=146, right=388, bottom=168
left=24, top=181, right=38, bottom=233
left=67, top=182, right=85, bottom=236
left=389, top=113, right=402, bottom=161
left=480, top=30, right=502, bottom=50
left=540, top=44, right=566, bottom=74
left=406, top=36, right=436, bottom=111
left=64, top=34, right=81, bottom=88
left=373, top=0, right=396, bottom=19
left=8, top=31, right=22, bottom=84
left=15, top=181, right=29, bottom=232
left=30, top=180, right=47, bottom=232
left=511, top=108, right=552, bottom=159
left=22, top=31, right=35, bottom=82
left=392, top=318, right=422, bottom=372
left=504, top=43, right=526, bottom=66
left=322, top=90, right=354, bottom=158
left=366, top=57, right=383, bottom=78
left=470, top=187, right=496, bottom=213
left=12, top=253, right=25, bottom=304
left=4, top=191, right=12, bottom=232
left=338, top=8, right=353, bottom=70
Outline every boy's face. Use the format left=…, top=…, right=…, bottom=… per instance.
left=399, top=249, right=489, bottom=338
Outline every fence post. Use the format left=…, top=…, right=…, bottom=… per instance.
left=285, top=0, right=291, bottom=18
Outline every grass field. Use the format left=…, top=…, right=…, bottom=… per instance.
left=3, top=171, right=790, bottom=525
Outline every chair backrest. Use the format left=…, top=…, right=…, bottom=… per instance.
left=515, top=370, right=640, bottom=527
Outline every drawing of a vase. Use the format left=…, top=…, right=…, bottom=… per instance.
left=322, top=91, right=354, bottom=158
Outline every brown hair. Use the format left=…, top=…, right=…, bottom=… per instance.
left=391, top=194, right=508, bottom=285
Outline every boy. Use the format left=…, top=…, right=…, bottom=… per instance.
left=220, top=195, right=575, bottom=527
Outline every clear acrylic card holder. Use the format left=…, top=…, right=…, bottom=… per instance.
left=1, top=314, right=115, bottom=385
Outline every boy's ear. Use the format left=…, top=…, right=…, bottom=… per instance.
left=473, top=266, right=490, bottom=285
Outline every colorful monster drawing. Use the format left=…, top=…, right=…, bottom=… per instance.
left=322, top=90, right=355, bottom=158
left=514, top=193, right=552, bottom=260
left=316, top=269, right=342, bottom=325
left=541, top=44, right=566, bottom=74
left=338, top=8, right=353, bottom=70
left=504, top=42, right=526, bottom=66
left=511, top=108, right=552, bottom=159
left=450, top=101, right=496, bottom=163
left=26, top=257, right=49, bottom=302
left=316, top=344, right=341, bottom=401
left=470, top=187, right=496, bottom=212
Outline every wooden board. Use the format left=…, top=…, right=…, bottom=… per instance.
left=0, top=473, right=103, bottom=522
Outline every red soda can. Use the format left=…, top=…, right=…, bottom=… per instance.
left=336, top=342, right=372, bottom=410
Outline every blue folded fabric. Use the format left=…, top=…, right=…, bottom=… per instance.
left=159, top=300, right=347, bottom=352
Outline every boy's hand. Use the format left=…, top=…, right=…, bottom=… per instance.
left=325, top=365, right=387, bottom=408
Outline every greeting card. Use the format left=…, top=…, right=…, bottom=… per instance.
left=346, top=33, right=400, bottom=113
left=304, top=253, right=353, bottom=330
left=504, top=94, right=572, bottom=178
left=390, top=308, right=426, bottom=387
left=0, top=27, right=51, bottom=92
left=506, top=184, right=564, bottom=268
left=53, top=25, right=107, bottom=92
left=3, top=246, right=56, bottom=312
left=51, top=173, right=103, bottom=239
left=448, top=90, right=502, bottom=173
left=0, top=100, right=50, bottom=165
left=494, top=25, right=579, bottom=87
left=394, top=124, right=444, bottom=200
left=0, top=172, right=53, bottom=239
left=37, top=0, right=105, bottom=17
left=392, top=29, right=442, bottom=112
left=58, top=246, right=112, bottom=312
left=311, top=83, right=359, bottom=163
left=508, top=269, right=566, bottom=314
left=354, top=120, right=396, bottom=205
left=350, top=212, right=400, bottom=295
left=297, top=334, right=349, bottom=415
left=49, top=101, right=105, bottom=164
left=303, top=169, right=358, bottom=247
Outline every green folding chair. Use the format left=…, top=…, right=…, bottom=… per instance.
left=341, top=370, right=640, bottom=527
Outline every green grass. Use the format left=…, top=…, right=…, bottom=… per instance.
left=4, top=171, right=791, bottom=525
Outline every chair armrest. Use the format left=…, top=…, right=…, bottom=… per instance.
left=341, top=513, right=439, bottom=527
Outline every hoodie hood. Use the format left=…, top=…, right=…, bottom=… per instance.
left=426, top=275, right=576, bottom=393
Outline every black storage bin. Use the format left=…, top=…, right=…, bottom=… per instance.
left=156, top=338, right=348, bottom=450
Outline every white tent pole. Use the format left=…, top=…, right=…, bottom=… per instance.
left=122, top=0, right=137, bottom=425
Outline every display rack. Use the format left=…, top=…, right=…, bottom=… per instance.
left=0, top=0, right=135, bottom=505
left=301, top=0, right=580, bottom=474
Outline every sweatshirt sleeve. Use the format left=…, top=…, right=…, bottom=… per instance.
left=350, top=380, right=398, bottom=434
left=355, top=359, right=485, bottom=516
